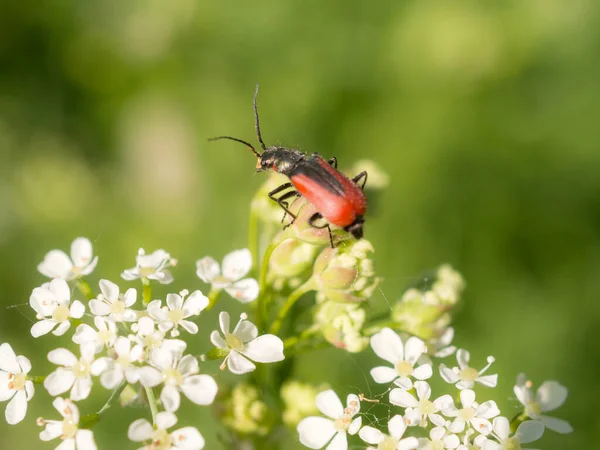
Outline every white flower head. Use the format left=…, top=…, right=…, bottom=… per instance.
left=418, top=426, right=461, bottom=450
left=297, top=389, right=361, bottom=450
left=210, top=311, right=284, bottom=375
left=513, top=373, right=572, bottom=434
left=38, top=397, right=97, bottom=450
left=89, top=279, right=137, bottom=322
left=359, top=415, right=419, bottom=450
left=37, top=237, right=98, bottom=281
left=29, top=278, right=85, bottom=338
left=196, top=249, right=259, bottom=303
left=440, top=349, right=497, bottom=390
left=0, top=343, right=34, bottom=425
left=44, top=344, right=101, bottom=401
left=92, top=337, right=143, bottom=389
left=122, top=248, right=176, bottom=284
left=443, top=389, right=500, bottom=436
left=370, top=327, right=433, bottom=390
left=390, top=381, right=452, bottom=428
left=137, top=347, right=218, bottom=412
left=148, top=290, right=208, bottom=337
left=73, top=316, right=117, bottom=353
left=481, top=417, right=544, bottom=450
left=128, top=411, right=205, bottom=450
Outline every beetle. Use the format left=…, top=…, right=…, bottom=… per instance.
left=210, top=85, right=368, bottom=247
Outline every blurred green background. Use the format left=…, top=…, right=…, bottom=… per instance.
left=1, top=0, right=598, bottom=448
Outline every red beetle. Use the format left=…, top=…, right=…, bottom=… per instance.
left=211, top=86, right=368, bottom=246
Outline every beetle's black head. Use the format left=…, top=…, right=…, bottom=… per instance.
left=257, top=146, right=305, bottom=175
left=345, top=217, right=364, bottom=240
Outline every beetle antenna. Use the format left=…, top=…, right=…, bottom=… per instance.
left=208, top=136, right=262, bottom=158
left=253, top=83, right=267, bottom=151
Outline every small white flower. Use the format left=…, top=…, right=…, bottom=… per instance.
left=37, top=237, right=98, bottom=281
left=147, top=290, right=208, bottom=337
left=513, top=373, right=572, bottom=434
left=196, top=249, right=259, bottom=303
left=128, top=411, right=205, bottom=450
left=89, top=279, right=137, bottom=322
left=370, top=327, right=433, bottom=390
left=130, top=316, right=166, bottom=354
left=137, top=347, right=218, bottom=412
left=92, top=337, right=143, bottom=388
left=417, top=427, right=461, bottom=450
left=73, top=316, right=117, bottom=353
left=297, top=389, right=361, bottom=450
left=29, top=278, right=85, bottom=338
left=390, top=381, right=452, bottom=428
left=439, top=349, right=497, bottom=390
left=443, top=389, right=500, bottom=436
left=122, top=248, right=176, bottom=284
left=481, top=417, right=544, bottom=450
left=38, top=398, right=97, bottom=450
left=44, top=344, right=100, bottom=401
left=359, top=415, right=419, bottom=450
left=210, top=311, right=284, bottom=375
left=456, top=430, right=486, bottom=450
left=0, top=343, right=34, bottom=425
left=431, top=327, right=457, bottom=359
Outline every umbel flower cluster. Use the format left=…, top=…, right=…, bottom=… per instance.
left=0, top=168, right=572, bottom=450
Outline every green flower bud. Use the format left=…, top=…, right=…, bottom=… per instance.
left=251, top=173, right=291, bottom=225
left=432, top=264, right=465, bottom=305
left=268, top=238, right=319, bottom=290
left=348, top=159, right=390, bottom=190
left=220, top=383, right=275, bottom=436
left=315, top=299, right=369, bottom=352
left=391, top=289, right=451, bottom=341
left=280, top=381, right=323, bottom=427
left=312, top=239, right=379, bottom=303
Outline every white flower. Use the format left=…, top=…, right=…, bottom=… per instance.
left=147, top=290, right=208, bottom=337
left=196, top=249, right=259, bottom=303
left=44, top=344, right=100, bottom=401
left=0, top=343, right=34, bottom=425
left=513, top=373, right=572, bottom=434
left=122, top=248, right=176, bottom=284
left=390, top=381, right=452, bottom=428
left=439, top=349, right=497, bottom=390
left=128, top=411, right=205, bottom=450
left=482, top=417, right=544, bottom=450
left=37, top=237, right=98, bottom=281
left=456, top=430, right=486, bottom=450
left=137, top=347, right=218, bottom=412
left=38, top=398, right=97, bottom=450
left=417, top=427, right=461, bottom=450
left=29, top=278, right=85, bottom=338
left=73, top=316, right=117, bottom=353
left=297, top=390, right=361, bottom=450
left=359, top=415, right=419, bottom=450
left=210, top=311, right=284, bottom=374
left=369, top=327, right=433, bottom=390
left=130, top=317, right=166, bottom=355
left=443, top=389, right=500, bottom=436
left=92, top=337, right=143, bottom=388
left=89, top=279, right=137, bottom=322
left=431, top=327, right=457, bottom=359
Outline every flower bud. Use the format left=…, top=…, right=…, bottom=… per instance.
left=314, top=299, right=369, bottom=353
left=268, top=238, right=319, bottom=290
left=278, top=200, right=339, bottom=246
left=431, top=264, right=465, bottom=305
left=348, top=159, right=389, bottom=190
left=251, top=173, right=291, bottom=226
left=281, top=381, right=324, bottom=427
left=312, top=239, right=379, bottom=303
left=220, top=383, right=275, bottom=436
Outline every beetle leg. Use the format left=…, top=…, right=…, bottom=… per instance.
left=308, top=212, right=335, bottom=248
left=352, top=171, right=368, bottom=190
left=268, top=183, right=300, bottom=225
left=276, top=190, right=302, bottom=227
left=327, top=157, right=338, bottom=168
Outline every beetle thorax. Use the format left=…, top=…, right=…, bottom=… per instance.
left=259, top=147, right=304, bottom=175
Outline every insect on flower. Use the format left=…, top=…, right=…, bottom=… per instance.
left=210, top=85, right=368, bottom=247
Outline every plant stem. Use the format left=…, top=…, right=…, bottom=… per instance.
left=145, top=387, right=159, bottom=425
left=97, top=381, right=127, bottom=415
left=142, top=281, right=152, bottom=306
left=283, top=325, right=319, bottom=350
left=205, top=288, right=221, bottom=311
left=270, top=279, right=314, bottom=335
left=248, top=208, right=259, bottom=277
left=255, top=235, right=285, bottom=330
left=29, top=375, right=46, bottom=384
left=76, top=279, right=95, bottom=300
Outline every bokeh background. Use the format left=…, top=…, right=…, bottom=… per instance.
left=1, top=0, right=598, bottom=448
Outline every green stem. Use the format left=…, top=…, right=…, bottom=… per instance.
left=76, top=279, right=95, bottom=300
left=205, top=288, right=221, bottom=311
left=145, top=387, right=159, bottom=425
left=142, top=281, right=152, bottom=306
left=283, top=325, right=320, bottom=350
left=510, top=410, right=527, bottom=433
left=255, top=235, right=285, bottom=330
left=28, top=375, right=46, bottom=385
left=270, top=279, right=315, bottom=335
left=97, top=381, right=127, bottom=415
left=248, top=207, right=259, bottom=278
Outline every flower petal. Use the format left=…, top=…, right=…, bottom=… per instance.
left=31, top=320, right=56, bottom=338
left=99, top=279, right=120, bottom=302
left=233, top=319, right=258, bottom=343
left=477, top=400, right=500, bottom=419
left=471, top=417, right=493, bottom=435
left=227, top=351, right=256, bottom=374
left=225, top=278, right=259, bottom=303
left=297, top=416, right=336, bottom=449
left=71, top=377, right=92, bottom=401
left=242, top=335, right=284, bottom=363
left=5, top=390, right=27, bottom=425
left=477, top=374, right=498, bottom=388
left=195, top=257, right=220, bottom=283
left=492, top=416, right=510, bottom=440
left=156, top=411, right=178, bottom=430
left=515, top=420, right=544, bottom=443
left=413, top=364, right=433, bottom=381
left=326, top=431, right=348, bottom=450
left=17, top=356, right=31, bottom=374
left=388, top=414, right=407, bottom=439
left=177, top=355, right=199, bottom=376
left=415, top=381, right=431, bottom=401
left=44, top=369, right=75, bottom=396
left=210, top=330, right=226, bottom=349
left=218, top=311, right=230, bottom=335
left=52, top=321, right=71, bottom=336
left=359, top=425, right=383, bottom=444
left=538, top=415, right=573, bottom=434
left=316, top=389, right=344, bottom=419
left=404, top=337, right=427, bottom=364
left=69, top=301, right=85, bottom=319
left=138, top=366, right=163, bottom=388
left=179, top=320, right=199, bottom=335
left=167, top=293, right=183, bottom=311
left=161, top=385, right=181, bottom=412
left=536, top=381, right=568, bottom=412
left=370, top=328, right=404, bottom=364
left=460, top=389, right=476, bottom=408
left=171, top=426, right=205, bottom=450
left=0, top=343, right=19, bottom=373
left=398, top=437, right=419, bottom=450
left=370, top=366, right=397, bottom=384
left=222, top=249, right=252, bottom=281
left=456, top=349, right=470, bottom=369
left=389, top=388, right=418, bottom=408
left=181, top=375, right=218, bottom=406
left=89, top=300, right=111, bottom=316
left=183, top=290, right=209, bottom=315
left=37, top=250, right=72, bottom=279
left=439, top=364, right=460, bottom=383
left=70, top=238, right=93, bottom=268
